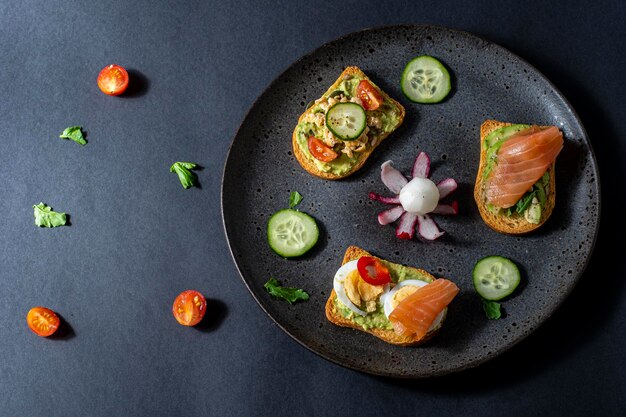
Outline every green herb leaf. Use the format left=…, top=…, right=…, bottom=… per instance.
left=264, top=278, right=309, bottom=304
left=482, top=299, right=501, bottom=320
left=170, top=162, right=198, bottom=189
left=59, top=126, right=87, bottom=145
left=535, top=182, right=547, bottom=207
left=289, top=191, right=303, bottom=209
left=33, top=203, right=67, bottom=227
left=515, top=190, right=537, bottom=214
left=509, top=173, right=549, bottom=215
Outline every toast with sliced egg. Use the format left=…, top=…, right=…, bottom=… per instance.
left=325, top=246, right=457, bottom=346
left=293, top=66, right=405, bottom=180
left=474, top=120, right=562, bottom=234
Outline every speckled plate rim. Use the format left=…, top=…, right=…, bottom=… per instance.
left=221, top=24, right=601, bottom=378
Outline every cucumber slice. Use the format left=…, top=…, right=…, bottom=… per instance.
left=267, top=209, right=319, bottom=258
left=325, top=102, right=366, bottom=141
left=473, top=256, right=520, bottom=300
left=401, top=56, right=451, bottom=103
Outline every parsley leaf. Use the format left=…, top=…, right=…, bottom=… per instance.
left=264, top=278, right=309, bottom=304
left=289, top=191, right=303, bottom=209
left=59, top=126, right=87, bottom=145
left=170, top=162, right=198, bottom=189
left=33, top=203, right=67, bottom=227
left=482, top=299, right=501, bottom=320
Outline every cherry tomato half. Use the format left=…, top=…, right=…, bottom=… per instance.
left=307, top=136, right=338, bottom=162
left=172, top=290, right=206, bottom=326
left=357, top=256, right=391, bottom=285
left=97, top=64, right=129, bottom=96
left=27, top=307, right=60, bottom=337
left=356, top=80, right=383, bottom=111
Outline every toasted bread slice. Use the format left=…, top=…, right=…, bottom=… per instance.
left=474, top=120, right=557, bottom=234
left=325, top=246, right=447, bottom=346
left=293, top=66, right=405, bottom=180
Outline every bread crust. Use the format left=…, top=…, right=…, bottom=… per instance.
left=293, top=66, right=406, bottom=180
left=474, top=120, right=557, bottom=234
left=324, top=246, right=446, bottom=346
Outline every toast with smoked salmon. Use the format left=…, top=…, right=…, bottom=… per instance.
left=293, top=67, right=405, bottom=180
left=474, top=120, right=563, bottom=234
left=325, top=246, right=458, bottom=346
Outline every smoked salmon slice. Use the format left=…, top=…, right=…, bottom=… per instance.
left=486, top=126, right=563, bottom=208
left=388, top=279, right=459, bottom=338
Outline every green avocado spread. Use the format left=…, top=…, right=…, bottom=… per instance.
left=483, top=124, right=550, bottom=224
left=295, top=76, right=403, bottom=175
left=296, top=121, right=358, bottom=175
left=332, top=259, right=433, bottom=331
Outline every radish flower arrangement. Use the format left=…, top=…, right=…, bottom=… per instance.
left=369, top=152, right=458, bottom=240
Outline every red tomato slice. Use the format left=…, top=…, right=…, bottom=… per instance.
left=97, top=64, right=129, bottom=96
left=27, top=307, right=60, bottom=337
left=357, top=256, right=391, bottom=285
left=307, top=136, right=338, bottom=162
left=357, top=80, right=383, bottom=111
left=172, top=290, right=206, bottom=326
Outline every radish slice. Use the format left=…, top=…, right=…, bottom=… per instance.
left=378, top=206, right=405, bottom=225
left=381, top=161, right=408, bottom=194
left=432, top=201, right=459, bottom=215
left=368, top=192, right=400, bottom=205
left=411, top=152, right=431, bottom=179
left=417, top=214, right=444, bottom=240
left=436, top=178, right=458, bottom=199
left=396, top=212, right=418, bottom=239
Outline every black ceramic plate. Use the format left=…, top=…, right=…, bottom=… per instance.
left=221, top=25, right=599, bottom=377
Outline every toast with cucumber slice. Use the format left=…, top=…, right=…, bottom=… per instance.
left=474, top=120, right=564, bottom=234
left=293, top=66, right=405, bottom=180
left=325, top=246, right=459, bottom=346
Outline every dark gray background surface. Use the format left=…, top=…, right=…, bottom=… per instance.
left=1, top=0, right=624, bottom=416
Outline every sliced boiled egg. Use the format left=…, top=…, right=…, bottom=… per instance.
left=383, top=279, right=446, bottom=331
left=334, top=259, right=389, bottom=316
left=399, top=177, right=440, bottom=215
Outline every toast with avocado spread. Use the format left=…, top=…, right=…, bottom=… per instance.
left=293, top=67, right=405, bottom=180
left=325, top=246, right=447, bottom=346
left=474, top=120, right=561, bottom=234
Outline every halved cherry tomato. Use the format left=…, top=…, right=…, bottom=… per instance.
left=97, top=64, right=129, bottom=96
left=356, top=80, right=383, bottom=111
left=357, top=256, right=391, bottom=285
left=307, top=136, right=338, bottom=162
left=27, top=307, right=60, bottom=337
left=172, top=290, right=206, bottom=326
